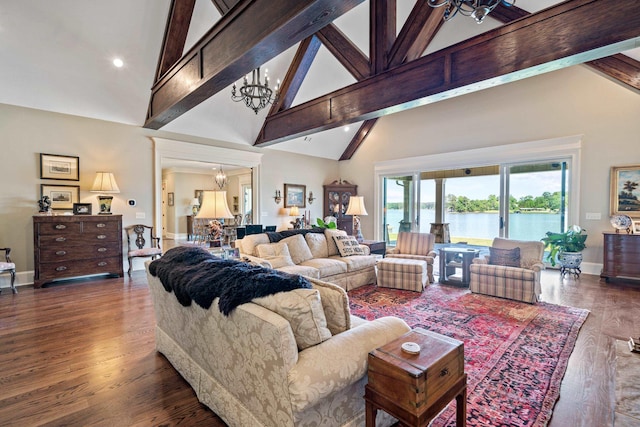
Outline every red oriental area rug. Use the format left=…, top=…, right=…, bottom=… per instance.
left=348, top=284, right=589, bottom=427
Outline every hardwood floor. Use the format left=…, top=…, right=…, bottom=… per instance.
left=1, top=268, right=638, bottom=426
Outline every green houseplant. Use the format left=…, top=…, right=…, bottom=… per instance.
left=541, top=225, right=587, bottom=267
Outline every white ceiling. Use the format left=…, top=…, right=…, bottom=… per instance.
left=1, top=0, right=638, bottom=160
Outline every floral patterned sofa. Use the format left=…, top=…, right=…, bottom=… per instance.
left=146, top=262, right=410, bottom=427
left=236, top=228, right=379, bottom=291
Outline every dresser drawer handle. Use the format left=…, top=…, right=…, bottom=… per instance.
left=55, top=251, right=67, bottom=256
left=440, top=368, right=449, bottom=377
left=97, top=223, right=107, bottom=228
left=55, top=237, right=66, bottom=242
left=55, top=224, right=67, bottom=230
left=97, top=262, right=108, bottom=267
left=97, top=235, right=107, bottom=240
left=97, top=248, right=108, bottom=253
left=55, top=266, right=67, bottom=272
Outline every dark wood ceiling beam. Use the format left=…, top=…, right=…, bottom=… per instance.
left=316, top=24, right=369, bottom=81
left=490, top=2, right=640, bottom=91
left=370, top=0, right=396, bottom=74
left=340, top=119, right=378, bottom=160
left=144, top=0, right=364, bottom=130
left=154, top=0, right=196, bottom=83
left=210, top=0, right=238, bottom=15
left=587, top=54, right=640, bottom=91
left=387, top=1, right=445, bottom=68
left=255, top=0, right=640, bottom=146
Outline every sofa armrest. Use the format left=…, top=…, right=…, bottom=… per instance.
left=427, top=250, right=437, bottom=258
left=287, top=316, right=410, bottom=413
left=472, top=257, right=489, bottom=265
left=386, top=247, right=400, bottom=255
left=527, top=262, right=545, bottom=272
left=358, top=245, right=371, bottom=255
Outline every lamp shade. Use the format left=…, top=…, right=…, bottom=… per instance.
left=196, top=191, right=233, bottom=219
left=190, top=197, right=200, bottom=207
left=345, top=196, right=368, bottom=216
left=90, top=172, right=120, bottom=193
left=289, top=206, right=300, bottom=216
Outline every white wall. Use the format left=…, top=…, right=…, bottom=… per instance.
left=340, top=65, right=640, bottom=268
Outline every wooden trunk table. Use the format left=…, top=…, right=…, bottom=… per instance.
left=365, top=328, right=466, bottom=427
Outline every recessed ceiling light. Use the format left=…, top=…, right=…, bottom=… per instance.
left=344, top=126, right=350, bottom=132
left=113, top=58, right=124, bottom=68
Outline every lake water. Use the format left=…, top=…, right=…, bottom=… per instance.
left=385, top=209, right=561, bottom=242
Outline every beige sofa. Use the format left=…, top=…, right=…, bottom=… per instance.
left=146, top=263, right=410, bottom=427
left=236, top=229, right=379, bottom=291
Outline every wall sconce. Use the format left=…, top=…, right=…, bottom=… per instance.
left=274, top=190, right=282, bottom=204
left=308, top=191, right=316, bottom=205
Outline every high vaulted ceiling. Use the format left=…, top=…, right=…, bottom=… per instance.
left=2, top=1, right=639, bottom=160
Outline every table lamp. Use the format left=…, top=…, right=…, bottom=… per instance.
left=196, top=190, right=233, bottom=246
left=345, top=196, right=368, bottom=242
left=190, top=197, right=200, bottom=215
left=90, top=172, right=120, bottom=214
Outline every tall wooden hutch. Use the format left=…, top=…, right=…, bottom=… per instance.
left=323, top=180, right=357, bottom=235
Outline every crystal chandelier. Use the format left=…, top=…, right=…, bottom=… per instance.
left=214, top=165, right=227, bottom=189
left=427, top=0, right=516, bottom=24
left=231, top=67, right=279, bottom=114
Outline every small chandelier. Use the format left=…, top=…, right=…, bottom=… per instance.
left=214, top=165, right=227, bottom=189
left=427, top=0, right=515, bottom=24
left=231, top=67, right=279, bottom=114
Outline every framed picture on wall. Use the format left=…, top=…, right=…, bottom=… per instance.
left=284, top=183, right=306, bottom=208
left=40, top=153, right=79, bottom=181
left=41, top=184, right=79, bottom=210
left=168, top=192, right=175, bottom=206
left=610, top=165, right=640, bottom=218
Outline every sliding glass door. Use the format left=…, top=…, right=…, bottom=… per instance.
left=382, top=175, right=416, bottom=244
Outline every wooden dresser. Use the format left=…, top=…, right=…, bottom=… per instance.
left=601, top=232, right=640, bottom=283
left=33, top=215, right=124, bottom=288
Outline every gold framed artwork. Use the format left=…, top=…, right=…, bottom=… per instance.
left=284, top=183, right=306, bottom=208
left=610, top=165, right=640, bottom=219
left=40, top=153, right=79, bottom=181
left=41, top=184, right=80, bottom=210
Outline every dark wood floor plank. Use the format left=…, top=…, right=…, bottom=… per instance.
left=1, top=265, right=639, bottom=426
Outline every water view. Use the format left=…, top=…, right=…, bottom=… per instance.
left=385, top=209, right=561, bottom=244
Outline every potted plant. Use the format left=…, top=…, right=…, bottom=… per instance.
left=541, top=225, right=587, bottom=271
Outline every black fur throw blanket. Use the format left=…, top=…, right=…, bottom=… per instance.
left=148, top=246, right=311, bottom=315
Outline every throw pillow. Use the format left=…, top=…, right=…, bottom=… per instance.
left=305, top=233, right=329, bottom=259
left=281, top=234, right=314, bottom=265
left=333, top=235, right=366, bottom=257
left=309, top=278, right=351, bottom=335
left=253, top=289, right=332, bottom=350
left=324, top=229, right=347, bottom=256
left=256, top=242, right=296, bottom=269
left=489, top=247, right=521, bottom=267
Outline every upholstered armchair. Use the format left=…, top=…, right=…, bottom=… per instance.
left=386, top=232, right=437, bottom=283
left=469, top=237, right=545, bottom=303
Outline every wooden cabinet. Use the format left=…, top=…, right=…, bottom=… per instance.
left=323, top=181, right=357, bottom=235
left=33, top=215, right=124, bottom=288
left=601, top=232, right=640, bottom=282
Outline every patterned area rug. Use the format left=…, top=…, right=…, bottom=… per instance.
left=348, top=284, right=589, bottom=427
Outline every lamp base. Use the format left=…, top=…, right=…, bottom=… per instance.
left=97, top=195, right=114, bottom=215
left=353, top=215, right=364, bottom=242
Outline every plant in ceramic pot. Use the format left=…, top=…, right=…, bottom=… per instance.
left=541, top=225, right=587, bottom=270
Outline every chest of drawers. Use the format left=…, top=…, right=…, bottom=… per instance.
left=601, top=232, right=640, bottom=283
left=33, top=215, right=124, bottom=288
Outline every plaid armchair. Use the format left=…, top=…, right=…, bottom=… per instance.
left=386, top=232, right=436, bottom=283
left=469, top=237, right=545, bottom=303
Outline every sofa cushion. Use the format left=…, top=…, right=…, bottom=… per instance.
left=238, top=233, right=270, bottom=257
left=329, top=255, right=377, bottom=272
left=282, top=234, right=314, bottom=265
left=300, top=258, right=348, bottom=277
left=489, top=247, right=521, bottom=267
left=277, top=265, right=320, bottom=278
left=256, top=242, right=295, bottom=268
left=253, top=288, right=332, bottom=350
left=309, top=278, right=351, bottom=335
left=324, top=229, right=347, bottom=256
left=333, top=235, right=366, bottom=257
left=305, top=233, right=329, bottom=259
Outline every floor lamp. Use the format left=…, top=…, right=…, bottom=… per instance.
left=345, top=196, right=368, bottom=242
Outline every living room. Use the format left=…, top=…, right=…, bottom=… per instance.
left=1, top=1, right=639, bottom=426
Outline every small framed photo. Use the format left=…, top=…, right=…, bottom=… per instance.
left=168, top=192, right=174, bottom=206
left=284, top=183, right=306, bottom=208
left=73, top=203, right=92, bottom=215
left=41, top=184, right=80, bottom=210
left=40, top=153, right=79, bottom=181
left=634, top=220, right=640, bottom=234
left=610, top=165, right=640, bottom=218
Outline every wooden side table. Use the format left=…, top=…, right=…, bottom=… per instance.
left=365, top=328, right=467, bottom=427
left=360, top=240, right=386, bottom=256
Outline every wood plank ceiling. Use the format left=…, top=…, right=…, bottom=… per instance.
left=145, top=0, right=640, bottom=160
